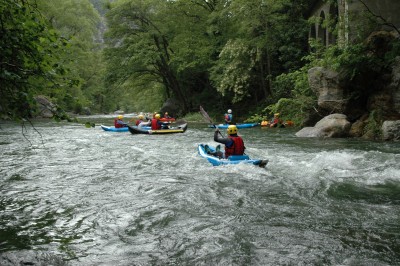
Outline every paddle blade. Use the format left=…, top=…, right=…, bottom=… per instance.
left=199, top=106, right=213, bottom=124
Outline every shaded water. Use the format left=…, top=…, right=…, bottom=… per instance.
left=0, top=118, right=400, bottom=265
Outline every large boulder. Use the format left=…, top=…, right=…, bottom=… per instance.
left=389, top=56, right=400, bottom=113
left=382, top=120, right=400, bottom=141
left=296, top=114, right=351, bottom=138
left=308, top=67, right=347, bottom=113
left=35, top=95, right=57, bottom=118
left=81, top=107, right=91, bottom=115
left=348, top=114, right=369, bottom=138
left=160, top=98, right=182, bottom=117
left=365, top=31, right=397, bottom=59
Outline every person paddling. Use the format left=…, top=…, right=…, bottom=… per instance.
left=114, top=115, right=128, bottom=128
left=269, top=113, right=282, bottom=128
left=164, top=112, right=172, bottom=119
left=205, top=125, right=245, bottom=158
left=147, top=113, right=170, bottom=130
left=224, top=109, right=233, bottom=124
left=135, top=114, right=146, bottom=126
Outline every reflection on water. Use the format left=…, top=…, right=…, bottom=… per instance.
left=0, top=118, right=400, bottom=265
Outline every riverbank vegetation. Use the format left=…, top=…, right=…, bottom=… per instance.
left=103, top=0, right=311, bottom=119
left=2, top=0, right=399, bottom=127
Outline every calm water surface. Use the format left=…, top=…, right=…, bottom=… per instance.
left=0, top=117, right=400, bottom=265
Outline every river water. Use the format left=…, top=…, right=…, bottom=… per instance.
left=0, top=117, right=400, bottom=265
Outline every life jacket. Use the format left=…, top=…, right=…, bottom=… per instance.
left=285, top=120, right=294, bottom=127
left=225, top=135, right=245, bottom=158
left=224, top=114, right=232, bottom=123
left=114, top=118, right=124, bottom=128
left=151, top=119, right=161, bottom=130
left=135, top=119, right=143, bottom=126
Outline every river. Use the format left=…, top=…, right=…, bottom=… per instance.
left=1, top=116, right=400, bottom=265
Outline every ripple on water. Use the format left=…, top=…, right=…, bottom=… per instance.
left=1, top=122, right=400, bottom=264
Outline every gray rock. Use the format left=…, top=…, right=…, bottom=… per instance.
left=296, top=113, right=351, bottom=138
left=160, top=98, right=182, bottom=117
left=389, top=57, right=400, bottom=113
left=308, top=67, right=347, bottom=113
left=382, top=120, right=400, bottom=141
left=35, top=95, right=57, bottom=118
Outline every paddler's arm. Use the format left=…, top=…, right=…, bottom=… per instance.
left=214, top=129, right=233, bottom=146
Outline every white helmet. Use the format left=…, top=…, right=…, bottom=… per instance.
left=227, top=109, right=232, bottom=114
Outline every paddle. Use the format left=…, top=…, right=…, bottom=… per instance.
left=200, top=106, right=251, bottom=156
left=199, top=106, right=225, bottom=138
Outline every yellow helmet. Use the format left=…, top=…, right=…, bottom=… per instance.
left=155, top=114, right=161, bottom=119
left=138, top=115, right=144, bottom=119
left=227, top=125, right=238, bottom=135
left=274, top=113, right=280, bottom=117
left=118, top=115, right=123, bottom=119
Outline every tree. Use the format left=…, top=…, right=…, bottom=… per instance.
left=104, top=0, right=190, bottom=113
left=103, top=0, right=311, bottom=116
left=0, top=0, right=69, bottom=120
left=37, top=0, right=104, bottom=113
left=209, top=0, right=309, bottom=105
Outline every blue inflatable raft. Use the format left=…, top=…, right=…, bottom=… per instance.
left=101, top=125, right=150, bottom=132
left=208, top=123, right=259, bottom=129
left=198, top=144, right=268, bottom=167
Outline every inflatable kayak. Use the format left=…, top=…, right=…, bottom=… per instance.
left=101, top=125, right=128, bottom=132
left=128, top=123, right=188, bottom=134
left=160, top=117, right=176, bottom=122
left=101, top=125, right=150, bottom=132
left=260, top=120, right=294, bottom=128
left=208, top=123, right=259, bottom=129
left=198, top=144, right=268, bottom=167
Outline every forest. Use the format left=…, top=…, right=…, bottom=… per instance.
left=1, top=0, right=399, bottom=125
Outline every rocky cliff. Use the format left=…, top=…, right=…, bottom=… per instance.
left=300, top=31, right=400, bottom=141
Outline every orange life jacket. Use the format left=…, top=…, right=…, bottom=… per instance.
left=225, top=136, right=245, bottom=158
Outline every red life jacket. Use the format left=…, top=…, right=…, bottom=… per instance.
left=135, top=119, right=143, bottom=126
left=114, top=118, right=124, bottom=128
left=225, top=135, right=245, bottom=158
left=151, top=119, right=161, bottom=130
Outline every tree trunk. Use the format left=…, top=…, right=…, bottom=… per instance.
left=265, top=48, right=273, bottom=97
left=153, top=35, right=189, bottom=112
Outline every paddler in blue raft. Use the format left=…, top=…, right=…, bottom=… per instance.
left=114, top=115, right=128, bottom=128
left=224, top=109, right=233, bottom=124
left=205, top=125, right=245, bottom=158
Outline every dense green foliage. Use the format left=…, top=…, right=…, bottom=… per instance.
left=0, top=0, right=105, bottom=120
left=3, top=0, right=397, bottom=126
left=0, top=0, right=69, bottom=120
left=37, top=0, right=105, bottom=114
left=103, top=0, right=311, bottom=117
